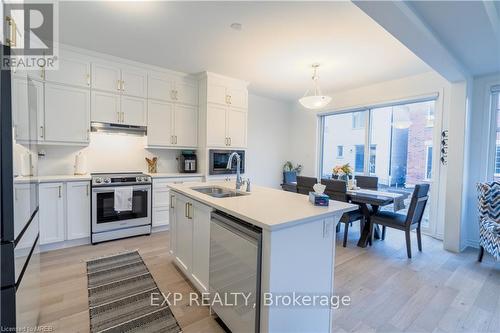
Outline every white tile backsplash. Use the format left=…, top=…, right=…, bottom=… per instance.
left=35, top=132, right=182, bottom=175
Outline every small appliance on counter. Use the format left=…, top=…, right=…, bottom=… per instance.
left=74, top=152, right=87, bottom=175
left=178, top=151, right=197, bottom=173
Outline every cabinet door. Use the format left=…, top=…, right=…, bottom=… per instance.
left=174, top=104, right=198, bottom=148
left=121, top=68, right=147, bottom=98
left=12, top=78, right=42, bottom=143
left=207, top=82, right=227, bottom=106
left=121, top=96, right=147, bottom=126
left=226, top=107, right=247, bottom=148
left=227, top=86, right=248, bottom=109
left=44, top=83, right=90, bottom=144
left=175, top=195, right=192, bottom=271
left=191, top=201, right=211, bottom=292
left=91, top=62, right=121, bottom=93
left=14, top=184, right=32, bottom=240
left=175, top=79, right=197, bottom=105
left=169, top=193, right=177, bottom=255
left=66, top=182, right=90, bottom=240
left=147, top=100, right=174, bottom=146
left=39, top=183, right=65, bottom=245
left=206, top=104, right=227, bottom=147
left=148, top=73, right=175, bottom=102
left=91, top=91, right=120, bottom=124
left=45, top=56, right=90, bottom=88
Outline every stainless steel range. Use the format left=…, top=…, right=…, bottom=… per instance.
left=91, top=172, right=152, bottom=244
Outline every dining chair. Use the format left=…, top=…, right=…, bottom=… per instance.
left=477, top=181, right=500, bottom=262
left=321, top=178, right=365, bottom=247
left=355, top=175, right=378, bottom=190
left=296, top=176, right=317, bottom=195
left=370, top=184, right=430, bottom=258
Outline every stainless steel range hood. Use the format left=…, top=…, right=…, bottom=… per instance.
left=91, top=122, right=147, bottom=136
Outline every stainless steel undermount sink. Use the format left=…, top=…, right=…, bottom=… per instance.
left=191, top=186, right=249, bottom=198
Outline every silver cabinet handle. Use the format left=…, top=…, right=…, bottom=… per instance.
left=40, top=126, right=44, bottom=138
left=228, top=137, right=231, bottom=146
left=58, top=185, right=62, bottom=198
left=185, top=202, right=188, bottom=218
left=86, top=184, right=89, bottom=196
left=170, top=195, right=175, bottom=209
left=117, top=79, right=121, bottom=91
left=121, top=80, right=125, bottom=92
left=188, top=202, right=193, bottom=219
left=14, top=188, right=18, bottom=201
left=175, top=135, right=177, bottom=144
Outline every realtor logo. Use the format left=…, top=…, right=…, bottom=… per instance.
left=2, top=1, right=59, bottom=70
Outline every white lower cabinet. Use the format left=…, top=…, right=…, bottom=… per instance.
left=170, top=192, right=212, bottom=293
left=66, top=181, right=91, bottom=240
left=39, top=183, right=65, bottom=245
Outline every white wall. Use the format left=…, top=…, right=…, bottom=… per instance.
left=246, top=93, right=292, bottom=188
left=36, top=133, right=180, bottom=175
left=464, top=72, right=500, bottom=248
left=287, top=71, right=470, bottom=252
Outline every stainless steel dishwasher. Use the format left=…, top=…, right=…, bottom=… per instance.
left=209, top=211, right=262, bottom=333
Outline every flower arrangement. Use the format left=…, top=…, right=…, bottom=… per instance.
left=332, top=163, right=352, bottom=176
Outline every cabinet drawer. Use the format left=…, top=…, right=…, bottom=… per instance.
left=153, top=207, right=169, bottom=227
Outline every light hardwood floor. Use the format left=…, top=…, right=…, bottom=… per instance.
left=39, top=227, right=499, bottom=333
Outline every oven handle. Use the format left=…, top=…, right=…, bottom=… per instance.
left=92, top=186, right=151, bottom=193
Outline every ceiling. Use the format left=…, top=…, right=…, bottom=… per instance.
left=408, top=1, right=500, bottom=77
left=59, top=1, right=430, bottom=101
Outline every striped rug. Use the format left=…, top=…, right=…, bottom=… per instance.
left=86, top=251, right=181, bottom=333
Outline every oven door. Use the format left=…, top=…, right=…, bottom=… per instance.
left=209, top=150, right=245, bottom=175
left=92, top=185, right=151, bottom=233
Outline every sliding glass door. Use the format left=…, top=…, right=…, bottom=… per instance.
left=320, top=99, right=443, bottom=237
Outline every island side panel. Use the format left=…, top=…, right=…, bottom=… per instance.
left=259, top=214, right=341, bottom=333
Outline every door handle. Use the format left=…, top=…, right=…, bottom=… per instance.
left=188, top=203, right=193, bottom=219
left=86, top=184, right=89, bottom=196
left=175, top=135, right=177, bottom=144
left=117, top=79, right=121, bottom=91
left=40, top=126, right=44, bottom=138
left=170, top=195, right=175, bottom=209
left=6, top=16, right=17, bottom=47
left=121, top=80, right=125, bottom=92
left=185, top=202, right=188, bottom=218
left=228, top=137, right=231, bottom=146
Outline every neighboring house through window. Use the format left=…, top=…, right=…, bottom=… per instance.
left=425, top=145, right=433, bottom=180
left=369, top=145, right=376, bottom=174
left=337, top=145, right=344, bottom=158
left=355, top=145, right=364, bottom=173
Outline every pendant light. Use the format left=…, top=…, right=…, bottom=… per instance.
left=299, top=64, right=332, bottom=110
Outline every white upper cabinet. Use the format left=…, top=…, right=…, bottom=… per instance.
left=12, top=77, right=43, bottom=143
left=44, top=52, right=90, bottom=88
left=92, top=62, right=147, bottom=98
left=175, top=79, right=198, bottom=105
left=66, top=181, right=90, bottom=240
left=121, top=68, right=147, bottom=98
left=206, top=104, right=227, bottom=147
left=121, top=95, right=147, bottom=126
left=148, top=73, right=197, bottom=105
left=44, top=83, right=90, bottom=144
left=91, top=62, right=122, bottom=93
left=91, top=91, right=121, bottom=124
left=174, top=104, right=198, bottom=147
left=147, top=100, right=174, bottom=146
left=226, top=107, right=247, bottom=148
left=200, top=72, right=249, bottom=148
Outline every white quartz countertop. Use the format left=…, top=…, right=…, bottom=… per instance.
left=146, top=172, right=203, bottom=179
left=168, top=182, right=358, bottom=231
left=14, top=175, right=91, bottom=183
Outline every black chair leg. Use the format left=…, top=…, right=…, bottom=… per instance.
left=416, top=227, right=422, bottom=252
left=405, top=231, right=412, bottom=258
left=343, top=223, right=349, bottom=247
left=478, top=246, right=484, bottom=262
left=381, top=226, right=386, bottom=240
left=368, top=222, right=373, bottom=246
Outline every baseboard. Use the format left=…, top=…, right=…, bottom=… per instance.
left=152, top=225, right=169, bottom=232
left=464, top=238, right=480, bottom=249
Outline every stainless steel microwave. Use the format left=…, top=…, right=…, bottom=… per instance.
left=209, top=150, right=245, bottom=175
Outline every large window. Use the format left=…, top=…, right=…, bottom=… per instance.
left=320, top=99, right=437, bottom=227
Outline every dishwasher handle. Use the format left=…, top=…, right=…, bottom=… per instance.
left=211, top=211, right=261, bottom=244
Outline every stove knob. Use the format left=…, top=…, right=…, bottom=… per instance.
left=95, top=177, right=102, bottom=184
left=142, top=177, right=148, bottom=182
left=103, top=177, right=111, bottom=184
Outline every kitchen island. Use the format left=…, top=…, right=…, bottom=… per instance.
left=168, top=181, right=357, bottom=333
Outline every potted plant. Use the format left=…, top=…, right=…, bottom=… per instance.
left=332, top=163, right=352, bottom=181
left=283, top=161, right=303, bottom=184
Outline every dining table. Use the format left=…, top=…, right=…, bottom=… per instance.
left=346, top=188, right=409, bottom=248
